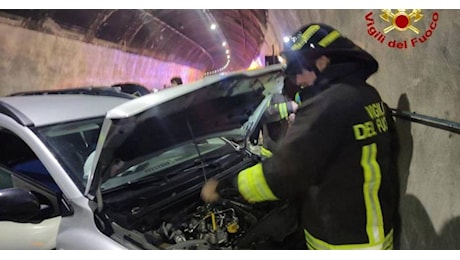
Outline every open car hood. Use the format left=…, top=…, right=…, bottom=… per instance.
left=85, top=64, right=284, bottom=198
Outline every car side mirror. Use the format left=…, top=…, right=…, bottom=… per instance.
left=0, top=187, right=40, bottom=222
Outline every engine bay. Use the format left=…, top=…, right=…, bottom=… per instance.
left=152, top=198, right=303, bottom=249
left=100, top=185, right=304, bottom=249
left=96, top=147, right=305, bottom=249
left=99, top=178, right=305, bottom=249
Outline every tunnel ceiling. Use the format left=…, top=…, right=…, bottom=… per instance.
left=0, top=9, right=268, bottom=73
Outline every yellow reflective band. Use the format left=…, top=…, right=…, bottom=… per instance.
left=382, top=229, right=394, bottom=250
left=295, top=93, right=301, bottom=105
left=291, top=25, right=320, bottom=51
left=318, top=30, right=341, bottom=47
left=304, top=229, right=393, bottom=250
left=361, top=143, right=384, bottom=244
left=260, top=146, right=273, bottom=158
left=237, top=163, right=278, bottom=203
left=278, top=103, right=288, bottom=119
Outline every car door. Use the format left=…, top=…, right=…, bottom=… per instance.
left=0, top=129, right=71, bottom=250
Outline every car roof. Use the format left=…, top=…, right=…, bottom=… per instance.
left=0, top=94, right=131, bottom=127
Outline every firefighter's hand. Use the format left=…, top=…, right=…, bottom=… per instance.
left=201, top=178, right=220, bottom=202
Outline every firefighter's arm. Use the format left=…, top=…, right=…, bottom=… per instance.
left=234, top=163, right=279, bottom=203
left=200, top=164, right=278, bottom=204
left=263, top=100, right=298, bottom=123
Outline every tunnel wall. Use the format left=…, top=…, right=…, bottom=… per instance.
left=0, top=23, right=204, bottom=95
left=263, top=9, right=460, bottom=249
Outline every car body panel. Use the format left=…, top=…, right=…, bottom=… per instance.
left=54, top=196, right=127, bottom=250
left=0, top=217, right=61, bottom=250
left=0, top=95, right=129, bottom=127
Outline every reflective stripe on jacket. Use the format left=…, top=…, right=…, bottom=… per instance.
left=260, top=146, right=273, bottom=158
left=237, top=163, right=278, bottom=203
left=304, top=229, right=394, bottom=250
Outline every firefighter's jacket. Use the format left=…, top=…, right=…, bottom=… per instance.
left=219, top=55, right=399, bottom=249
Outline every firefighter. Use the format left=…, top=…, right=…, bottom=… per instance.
left=258, top=77, right=299, bottom=158
left=258, top=76, right=316, bottom=158
left=201, top=23, right=400, bottom=250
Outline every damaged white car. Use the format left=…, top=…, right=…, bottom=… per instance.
left=0, top=65, right=304, bottom=249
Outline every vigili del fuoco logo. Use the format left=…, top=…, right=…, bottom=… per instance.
left=365, top=9, right=439, bottom=49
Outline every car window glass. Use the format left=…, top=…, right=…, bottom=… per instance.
left=36, top=118, right=104, bottom=192
left=0, top=167, right=13, bottom=189
left=0, top=129, right=60, bottom=192
left=101, top=137, right=228, bottom=190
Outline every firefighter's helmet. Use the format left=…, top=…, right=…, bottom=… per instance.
left=282, top=23, right=370, bottom=76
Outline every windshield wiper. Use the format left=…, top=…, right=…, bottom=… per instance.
left=128, top=152, right=237, bottom=186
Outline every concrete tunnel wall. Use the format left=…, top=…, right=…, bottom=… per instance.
left=0, top=23, right=204, bottom=94
left=0, top=9, right=459, bottom=249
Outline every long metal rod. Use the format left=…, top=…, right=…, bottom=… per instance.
left=390, top=108, right=460, bottom=134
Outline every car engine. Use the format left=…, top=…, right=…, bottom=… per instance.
left=98, top=151, right=305, bottom=250
left=146, top=198, right=301, bottom=250
left=102, top=190, right=303, bottom=250
left=153, top=200, right=250, bottom=249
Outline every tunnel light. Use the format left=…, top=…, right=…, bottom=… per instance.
left=283, top=36, right=290, bottom=43
left=222, top=41, right=227, bottom=47
left=204, top=58, right=230, bottom=77
left=225, top=49, right=229, bottom=54
left=227, top=55, right=230, bottom=59
left=210, top=24, right=217, bottom=30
